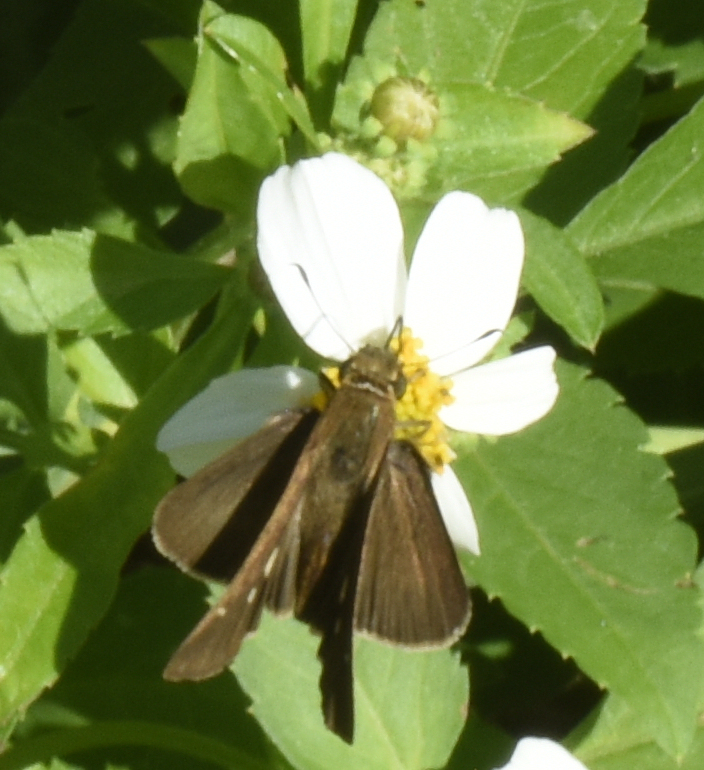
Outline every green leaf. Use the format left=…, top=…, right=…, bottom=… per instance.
left=588, top=218, right=704, bottom=300
left=569, top=695, right=682, bottom=770
left=300, top=0, right=359, bottom=124
left=234, top=613, right=468, bottom=770
left=663, top=439, right=704, bottom=541
left=0, top=321, right=52, bottom=430
left=445, top=713, right=514, bottom=770
left=572, top=563, right=704, bottom=769
left=569, top=96, right=704, bottom=303
left=0, top=465, right=48, bottom=566
left=174, top=3, right=287, bottom=215
left=0, top=722, right=261, bottom=770
left=60, top=337, right=140, bottom=411
left=0, top=288, right=255, bottom=730
left=457, top=360, right=704, bottom=760
left=431, top=84, right=594, bottom=203
left=572, top=692, right=704, bottom=770
left=519, top=209, right=604, bottom=349
left=364, top=0, right=644, bottom=111
left=0, top=230, right=231, bottom=336
left=358, top=0, right=644, bottom=212
left=144, top=36, right=198, bottom=91
left=0, top=568, right=270, bottom=770
left=205, top=14, right=319, bottom=147
left=336, top=17, right=593, bottom=203
left=0, top=324, right=98, bottom=477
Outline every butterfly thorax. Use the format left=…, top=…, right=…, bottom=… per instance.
left=338, top=345, right=406, bottom=400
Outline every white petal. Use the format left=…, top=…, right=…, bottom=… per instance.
left=428, top=330, right=502, bottom=379
left=157, top=367, right=319, bottom=476
left=431, top=467, right=480, bottom=555
left=442, top=347, right=558, bottom=435
left=495, top=738, right=589, bottom=770
left=257, top=153, right=406, bottom=360
left=405, top=191, right=524, bottom=372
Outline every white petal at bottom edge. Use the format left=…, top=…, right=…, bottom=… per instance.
left=431, top=466, right=480, bottom=555
left=495, top=737, right=589, bottom=770
left=157, top=367, right=320, bottom=476
left=441, top=347, right=558, bottom=436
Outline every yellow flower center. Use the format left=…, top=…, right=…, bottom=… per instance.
left=391, top=327, right=455, bottom=472
left=311, top=327, right=455, bottom=473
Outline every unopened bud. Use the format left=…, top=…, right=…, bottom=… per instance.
left=370, top=77, right=439, bottom=143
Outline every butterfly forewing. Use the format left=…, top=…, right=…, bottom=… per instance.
left=163, top=559, right=271, bottom=681
left=153, top=409, right=316, bottom=581
left=353, top=440, right=471, bottom=646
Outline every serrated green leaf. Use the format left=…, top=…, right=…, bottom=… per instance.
left=432, top=84, right=594, bottom=202
left=358, top=0, right=643, bottom=210
left=457, top=360, right=704, bottom=759
left=569, top=96, right=704, bottom=303
left=0, top=230, right=230, bottom=336
left=234, top=613, right=468, bottom=770
left=0, top=289, right=254, bottom=730
left=571, top=562, right=704, bottom=769
left=519, top=209, right=604, bottom=349
left=364, top=0, right=644, bottom=112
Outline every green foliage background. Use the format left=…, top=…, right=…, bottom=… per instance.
left=1, top=0, right=704, bottom=768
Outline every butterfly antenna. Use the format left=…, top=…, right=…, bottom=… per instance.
left=293, top=264, right=354, bottom=357
left=428, top=328, right=502, bottom=372
left=384, top=316, right=404, bottom=349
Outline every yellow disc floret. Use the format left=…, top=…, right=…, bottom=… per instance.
left=390, top=328, right=455, bottom=472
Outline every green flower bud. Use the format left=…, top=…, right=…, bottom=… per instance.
left=370, top=77, right=439, bottom=143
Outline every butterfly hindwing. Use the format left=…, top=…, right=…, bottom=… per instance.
left=353, top=441, right=471, bottom=647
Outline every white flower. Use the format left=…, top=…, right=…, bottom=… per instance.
left=158, top=152, right=558, bottom=556
left=495, top=737, right=590, bottom=770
